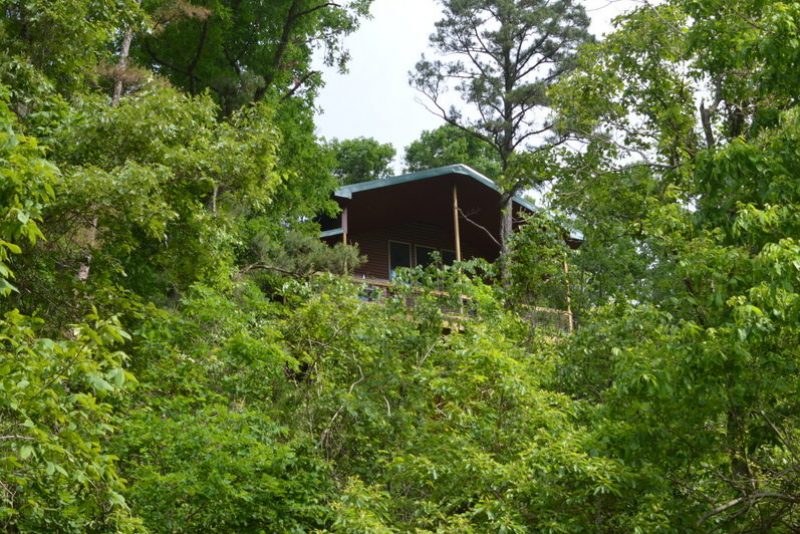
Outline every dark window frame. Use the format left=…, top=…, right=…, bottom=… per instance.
left=388, top=240, right=412, bottom=280
left=414, top=244, right=458, bottom=269
left=414, top=245, right=438, bottom=268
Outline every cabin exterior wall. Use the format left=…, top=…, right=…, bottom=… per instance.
left=349, top=222, right=462, bottom=280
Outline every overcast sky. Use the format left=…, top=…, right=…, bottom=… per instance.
left=313, top=0, right=639, bottom=173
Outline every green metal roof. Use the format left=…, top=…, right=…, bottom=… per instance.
left=320, top=228, right=344, bottom=239
left=334, top=164, right=537, bottom=212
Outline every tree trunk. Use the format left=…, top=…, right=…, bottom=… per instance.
left=499, top=197, right=514, bottom=287
left=563, top=259, right=574, bottom=333
left=500, top=197, right=513, bottom=255
left=112, top=28, right=134, bottom=106
left=81, top=13, right=137, bottom=281
left=727, top=405, right=754, bottom=490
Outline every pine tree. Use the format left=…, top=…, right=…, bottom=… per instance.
left=410, top=0, right=590, bottom=249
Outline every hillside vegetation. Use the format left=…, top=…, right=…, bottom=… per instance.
left=2, top=0, right=800, bottom=532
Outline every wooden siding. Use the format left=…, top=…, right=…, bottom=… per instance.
left=351, top=222, right=462, bottom=280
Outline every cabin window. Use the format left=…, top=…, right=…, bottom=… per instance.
left=389, top=241, right=411, bottom=279
left=416, top=246, right=456, bottom=268
left=415, top=246, right=438, bottom=268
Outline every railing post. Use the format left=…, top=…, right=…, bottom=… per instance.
left=452, top=183, right=462, bottom=261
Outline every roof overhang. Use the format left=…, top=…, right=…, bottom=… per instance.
left=320, top=228, right=344, bottom=239
left=333, top=164, right=537, bottom=212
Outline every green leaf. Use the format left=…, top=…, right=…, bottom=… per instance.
left=19, top=445, right=34, bottom=460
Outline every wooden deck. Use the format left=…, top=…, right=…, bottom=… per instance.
left=350, top=276, right=573, bottom=334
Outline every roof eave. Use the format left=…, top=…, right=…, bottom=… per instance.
left=333, top=164, right=536, bottom=211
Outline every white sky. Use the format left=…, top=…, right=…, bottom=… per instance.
left=313, top=0, right=639, bottom=173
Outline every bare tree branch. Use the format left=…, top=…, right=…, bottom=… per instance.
left=458, top=207, right=501, bottom=246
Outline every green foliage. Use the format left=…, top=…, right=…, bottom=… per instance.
left=110, top=282, right=332, bottom=532
left=404, top=124, right=501, bottom=178
left=246, top=227, right=363, bottom=279
left=0, top=91, right=56, bottom=297
left=546, top=3, right=703, bottom=308
left=117, top=405, right=331, bottom=533
left=9, top=84, right=287, bottom=319
left=551, top=3, right=696, bottom=164
left=0, top=0, right=142, bottom=97
left=99, top=271, right=615, bottom=532
left=270, top=271, right=618, bottom=532
left=325, top=477, right=394, bottom=533
left=7, top=0, right=800, bottom=531
left=549, top=155, right=662, bottom=305
left=0, top=85, right=141, bottom=533
left=0, top=90, right=139, bottom=532
left=0, top=310, right=140, bottom=532
left=505, top=212, right=575, bottom=311
left=267, top=99, right=341, bottom=223
left=327, top=136, right=396, bottom=185
left=550, top=1, right=800, bottom=528
left=135, top=0, right=373, bottom=112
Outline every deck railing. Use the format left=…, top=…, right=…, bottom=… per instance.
left=519, top=305, right=573, bottom=333
left=350, top=276, right=573, bottom=334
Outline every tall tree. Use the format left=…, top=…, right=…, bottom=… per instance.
left=0, top=0, right=141, bottom=97
left=410, top=0, right=590, bottom=248
left=548, top=0, right=800, bottom=307
left=135, top=0, right=373, bottom=114
left=552, top=0, right=800, bottom=529
left=327, top=137, right=396, bottom=185
left=404, top=124, right=501, bottom=178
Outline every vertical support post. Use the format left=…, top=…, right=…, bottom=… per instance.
left=563, top=259, right=574, bottom=333
left=342, top=207, right=349, bottom=274
left=342, top=207, right=349, bottom=245
left=452, top=184, right=462, bottom=261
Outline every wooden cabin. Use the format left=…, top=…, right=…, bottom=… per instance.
left=319, top=164, right=541, bottom=282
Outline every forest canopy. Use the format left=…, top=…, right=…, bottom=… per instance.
left=2, top=0, right=800, bottom=532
